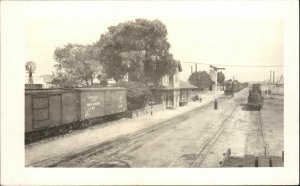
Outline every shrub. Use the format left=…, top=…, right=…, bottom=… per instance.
left=115, top=81, right=152, bottom=111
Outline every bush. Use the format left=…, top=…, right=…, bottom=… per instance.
left=115, top=81, right=152, bottom=111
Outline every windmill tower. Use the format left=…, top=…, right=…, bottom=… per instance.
left=25, top=61, right=37, bottom=85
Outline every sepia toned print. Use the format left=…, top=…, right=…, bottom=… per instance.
left=24, top=17, right=284, bottom=168
left=1, top=1, right=299, bottom=185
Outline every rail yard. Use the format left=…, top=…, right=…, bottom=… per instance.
left=3, top=2, right=299, bottom=186
left=26, top=84, right=284, bottom=168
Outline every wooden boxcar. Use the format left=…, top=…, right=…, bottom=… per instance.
left=25, top=87, right=127, bottom=142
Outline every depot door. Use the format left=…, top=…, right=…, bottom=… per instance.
left=166, top=90, right=174, bottom=107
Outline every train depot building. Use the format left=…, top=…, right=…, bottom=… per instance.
left=150, top=62, right=199, bottom=109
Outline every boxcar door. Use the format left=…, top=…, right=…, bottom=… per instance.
left=104, top=90, right=112, bottom=115
left=62, top=92, right=80, bottom=123
left=32, top=96, right=51, bottom=129
left=49, top=95, right=62, bottom=127
left=32, top=95, right=62, bottom=129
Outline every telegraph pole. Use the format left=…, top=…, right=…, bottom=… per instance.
left=232, top=76, right=235, bottom=97
left=273, top=71, right=275, bottom=84
left=210, top=65, right=225, bottom=110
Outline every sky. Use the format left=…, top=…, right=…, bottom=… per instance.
left=25, top=1, right=284, bottom=82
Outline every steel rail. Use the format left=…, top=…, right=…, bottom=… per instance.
left=189, top=103, right=242, bottom=167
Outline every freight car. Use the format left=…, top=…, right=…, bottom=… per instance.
left=247, top=84, right=264, bottom=111
left=25, top=87, right=127, bottom=143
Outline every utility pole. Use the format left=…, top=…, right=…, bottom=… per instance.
left=273, top=71, right=275, bottom=84
left=210, top=65, right=225, bottom=110
left=268, top=70, right=272, bottom=96
left=276, top=77, right=279, bottom=94
left=232, top=76, right=235, bottom=97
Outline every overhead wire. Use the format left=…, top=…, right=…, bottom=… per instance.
left=182, top=62, right=283, bottom=68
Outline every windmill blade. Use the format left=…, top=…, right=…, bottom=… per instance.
left=26, top=61, right=37, bottom=72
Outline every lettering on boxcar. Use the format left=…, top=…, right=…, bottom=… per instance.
left=84, top=94, right=102, bottom=118
left=88, top=95, right=98, bottom=101
left=86, top=102, right=100, bottom=107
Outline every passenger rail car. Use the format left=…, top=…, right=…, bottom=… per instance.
left=25, top=87, right=127, bottom=143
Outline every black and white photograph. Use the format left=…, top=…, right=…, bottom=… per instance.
left=1, top=0, right=299, bottom=185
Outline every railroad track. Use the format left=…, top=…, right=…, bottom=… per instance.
left=76, top=99, right=247, bottom=168
left=189, top=103, right=241, bottom=167
left=258, top=110, right=268, bottom=156
left=244, top=110, right=268, bottom=156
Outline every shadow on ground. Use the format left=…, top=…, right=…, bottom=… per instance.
left=92, top=160, right=131, bottom=168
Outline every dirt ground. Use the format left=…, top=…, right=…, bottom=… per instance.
left=261, top=95, right=284, bottom=157
left=201, top=93, right=283, bottom=167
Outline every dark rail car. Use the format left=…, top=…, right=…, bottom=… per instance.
left=247, top=84, right=263, bottom=111
left=25, top=87, right=127, bottom=142
left=224, top=81, right=248, bottom=95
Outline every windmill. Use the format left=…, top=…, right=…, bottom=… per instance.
left=25, top=61, right=37, bottom=84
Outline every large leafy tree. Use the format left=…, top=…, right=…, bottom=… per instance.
left=93, top=19, right=178, bottom=83
left=53, top=43, right=102, bottom=87
left=52, top=71, right=80, bottom=88
left=217, top=71, right=225, bottom=85
left=188, top=71, right=215, bottom=90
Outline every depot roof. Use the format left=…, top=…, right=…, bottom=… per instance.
left=179, top=80, right=198, bottom=89
left=150, top=81, right=198, bottom=90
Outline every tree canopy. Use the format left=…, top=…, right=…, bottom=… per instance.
left=217, top=71, right=225, bottom=85
left=53, top=43, right=102, bottom=87
left=188, top=71, right=214, bottom=90
left=93, top=19, right=178, bottom=83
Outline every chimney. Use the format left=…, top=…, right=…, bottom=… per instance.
left=273, top=71, right=275, bottom=84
